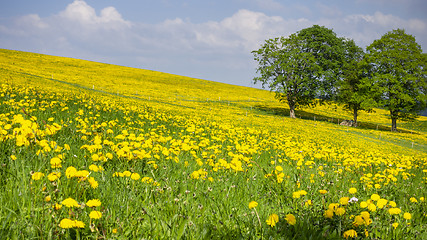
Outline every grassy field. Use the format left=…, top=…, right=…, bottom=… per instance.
left=0, top=49, right=426, bottom=239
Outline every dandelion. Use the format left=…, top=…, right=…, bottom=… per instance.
left=348, top=188, right=357, bottom=194
left=45, top=196, right=51, bottom=202
left=409, top=197, right=418, bottom=203
left=47, top=172, right=61, bottom=181
left=89, top=210, right=102, bottom=219
left=266, top=213, right=279, bottom=227
left=324, top=209, right=334, bottom=219
left=248, top=201, right=258, bottom=209
left=31, top=172, right=44, bottom=180
left=59, top=218, right=74, bottom=229
left=285, top=214, right=296, bottom=225
left=88, top=177, right=99, bottom=189
left=370, top=194, right=380, bottom=201
left=392, top=222, right=399, bottom=229
left=388, top=208, right=401, bottom=215
left=343, top=229, right=357, bottom=239
left=130, top=172, right=141, bottom=180
left=319, top=189, right=328, bottom=194
left=62, top=198, right=80, bottom=208
left=335, top=207, right=346, bottom=216
left=360, top=201, right=368, bottom=208
left=368, top=203, right=377, bottom=212
left=340, top=197, right=349, bottom=205
left=10, top=155, right=17, bottom=160
left=403, top=212, right=412, bottom=220
left=50, top=157, right=61, bottom=168
left=86, top=199, right=101, bottom=207
left=53, top=203, right=62, bottom=210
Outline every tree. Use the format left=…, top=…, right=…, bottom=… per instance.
left=252, top=25, right=345, bottom=118
left=364, top=29, right=427, bottom=131
left=336, top=39, right=376, bottom=126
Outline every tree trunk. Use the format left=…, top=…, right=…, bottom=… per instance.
left=353, top=108, right=358, bottom=127
left=289, top=103, right=296, bottom=118
left=391, top=118, right=397, bottom=132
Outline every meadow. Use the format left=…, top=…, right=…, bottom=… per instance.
left=0, top=49, right=426, bottom=239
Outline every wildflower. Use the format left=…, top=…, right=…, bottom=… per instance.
left=348, top=188, right=357, bottom=194
left=89, top=164, right=100, bottom=172
left=130, top=173, right=141, bottom=180
left=285, top=214, right=296, bottom=225
left=374, top=199, right=385, bottom=208
left=409, top=197, right=418, bottom=203
left=349, top=197, right=358, bottom=203
left=324, top=209, right=334, bottom=219
left=370, top=194, right=380, bottom=201
left=353, top=215, right=364, bottom=227
left=89, top=210, right=102, bottom=219
left=343, top=229, right=357, bottom=239
left=50, top=157, right=62, bottom=168
left=48, top=172, right=61, bottom=181
left=112, top=228, right=118, bottom=233
left=305, top=200, right=313, bottom=206
left=368, top=203, right=377, bottom=212
left=388, top=201, right=397, bottom=207
left=392, top=222, right=399, bottom=229
left=403, top=212, right=412, bottom=220
left=53, top=203, right=62, bottom=210
left=66, top=166, right=77, bottom=178
left=88, top=177, right=99, bottom=189
left=59, top=218, right=74, bottom=229
left=248, top=201, right=258, bottom=209
left=86, top=199, right=102, bottom=207
left=360, top=201, right=368, bottom=208
left=45, top=196, right=51, bottom=202
left=11, top=155, right=17, bottom=160
left=73, top=220, right=85, bottom=228
left=420, top=197, right=425, bottom=202
left=388, top=208, right=401, bottom=215
left=340, top=197, right=350, bottom=205
left=266, top=213, right=279, bottom=227
left=335, top=207, right=346, bottom=216
left=31, top=172, right=44, bottom=180
left=319, top=189, right=328, bottom=194
left=62, top=198, right=80, bottom=208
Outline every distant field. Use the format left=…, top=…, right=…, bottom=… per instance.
left=1, top=49, right=426, bottom=239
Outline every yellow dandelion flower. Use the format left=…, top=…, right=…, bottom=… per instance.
left=403, top=212, right=412, bottom=220
left=59, top=218, right=74, bottom=229
left=388, top=208, right=401, bottom=215
left=249, top=201, right=258, bottom=209
left=319, top=189, right=328, bottom=194
left=340, top=197, right=349, bottom=205
left=31, top=172, right=44, bottom=180
left=266, top=213, right=279, bottom=227
left=285, top=214, right=296, bottom=225
left=335, top=207, right=346, bottom=216
left=62, top=198, right=80, bottom=208
left=370, top=194, right=380, bottom=201
left=348, top=188, right=357, bottom=194
left=343, top=229, right=357, bottom=239
left=324, top=209, right=334, bottom=219
left=86, top=199, right=102, bottom=207
left=89, top=210, right=102, bottom=219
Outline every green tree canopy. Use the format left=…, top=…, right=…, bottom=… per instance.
left=336, top=39, right=376, bottom=126
left=364, top=29, right=427, bottom=131
left=252, top=25, right=345, bottom=118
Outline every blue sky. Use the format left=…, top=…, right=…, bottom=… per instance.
left=1, top=0, right=426, bottom=88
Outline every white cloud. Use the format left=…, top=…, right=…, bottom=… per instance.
left=58, top=0, right=130, bottom=29
left=0, top=0, right=426, bottom=88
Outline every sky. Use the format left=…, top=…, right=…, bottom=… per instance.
left=1, top=0, right=426, bottom=88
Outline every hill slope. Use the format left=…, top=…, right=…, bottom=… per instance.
left=0, top=49, right=426, bottom=239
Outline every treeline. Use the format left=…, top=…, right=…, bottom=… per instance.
left=252, top=25, right=426, bottom=131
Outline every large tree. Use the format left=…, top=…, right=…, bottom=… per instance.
left=364, top=29, right=427, bottom=131
left=336, top=39, right=376, bottom=126
left=252, top=25, right=345, bottom=118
